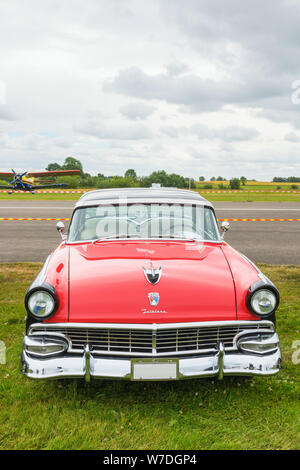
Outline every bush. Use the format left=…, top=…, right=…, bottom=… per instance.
left=229, top=178, right=241, bottom=190
left=140, top=171, right=191, bottom=188
left=97, top=177, right=139, bottom=189
left=56, top=175, right=81, bottom=188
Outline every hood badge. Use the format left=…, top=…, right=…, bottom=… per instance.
left=143, top=264, right=162, bottom=285
left=148, top=292, right=160, bottom=306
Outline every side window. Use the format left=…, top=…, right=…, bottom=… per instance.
left=204, top=209, right=219, bottom=240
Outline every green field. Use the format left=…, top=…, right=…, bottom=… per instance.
left=195, top=181, right=300, bottom=202
left=197, top=192, right=300, bottom=202
left=1, top=192, right=299, bottom=202
left=196, top=182, right=300, bottom=191
left=1, top=181, right=300, bottom=202
left=0, top=263, right=299, bottom=450
left=0, top=192, right=83, bottom=201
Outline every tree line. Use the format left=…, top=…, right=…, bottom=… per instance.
left=45, top=157, right=253, bottom=190
left=46, top=157, right=197, bottom=189
left=273, top=177, right=300, bottom=182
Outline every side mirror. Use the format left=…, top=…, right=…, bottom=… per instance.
left=56, top=222, right=67, bottom=240
left=220, top=221, right=230, bottom=239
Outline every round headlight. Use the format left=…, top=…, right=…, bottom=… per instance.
left=27, top=290, right=56, bottom=319
left=250, top=288, right=277, bottom=316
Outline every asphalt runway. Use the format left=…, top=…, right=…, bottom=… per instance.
left=0, top=200, right=299, bottom=265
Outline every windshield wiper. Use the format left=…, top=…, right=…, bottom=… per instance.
left=92, top=234, right=203, bottom=244
left=159, top=233, right=202, bottom=241
left=92, top=234, right=137, bottom=244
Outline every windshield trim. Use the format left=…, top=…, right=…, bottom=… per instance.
left=67, top=203, right=221, bottom=243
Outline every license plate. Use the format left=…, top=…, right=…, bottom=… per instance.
left=131, top=359, right=178, bottom=381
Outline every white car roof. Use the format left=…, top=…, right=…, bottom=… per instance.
left=75, top=187, right=213, bottom=208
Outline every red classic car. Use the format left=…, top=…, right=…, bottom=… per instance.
left=21, top=187, right=281, bottom=381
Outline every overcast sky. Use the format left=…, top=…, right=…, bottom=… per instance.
left=1, top=0, right=300, bottom=180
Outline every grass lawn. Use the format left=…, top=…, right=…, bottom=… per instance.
left=0, top=192, right=83, bottom=201
left=195, top=181, right=300, bottom=190
left=195, top=181, right=300, bottom=202
left=197, top=192, right=300, bottom=202
left=1, top=185, right=300, bottom=202
left=0, top=263, right=299, bottom=450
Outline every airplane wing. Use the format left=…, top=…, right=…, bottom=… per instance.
left=27, top=170, right=81, bottom=177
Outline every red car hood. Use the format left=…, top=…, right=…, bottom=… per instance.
left=68, top=241, right=236, bottom=323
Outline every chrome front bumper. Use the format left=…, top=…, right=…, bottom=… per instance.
left=21, top=328, right=281, bottom=381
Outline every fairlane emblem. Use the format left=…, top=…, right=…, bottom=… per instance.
left=148, top=292, right=160, bottom=306
left=143, top=264, right=162, bottom=285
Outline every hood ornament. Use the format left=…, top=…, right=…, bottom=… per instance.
left=143, top=264, right=162, bottom=285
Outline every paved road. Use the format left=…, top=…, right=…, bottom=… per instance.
left=214, top=202, right=300, bottom=265
left=0, top=201, right=299, bottom=264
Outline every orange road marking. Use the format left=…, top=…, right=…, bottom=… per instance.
left=1, top=217, right=300, bottom=222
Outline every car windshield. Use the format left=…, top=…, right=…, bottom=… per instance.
left=67, top=203, right=221, bottom=242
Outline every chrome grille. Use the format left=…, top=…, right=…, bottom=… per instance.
left=63, top=328, right=153, bottom=354
left=156, top=326, right=245, bottom=352
left=31, top=322, right=273, bottom=357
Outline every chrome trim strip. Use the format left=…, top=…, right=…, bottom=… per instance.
left=22, top=347, right=228, bottom=358
left=75, top=198, right=212, bottom=208
left=29, top=320, right=275, bottom=332
left=28, top=255, right=51, bottom=289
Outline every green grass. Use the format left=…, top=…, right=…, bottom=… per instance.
left=195, top=181, right=300, bottom=201
left=197, top=191, right=300, bottom=202
left=0, top=192, right=83, bottom=201
left=1, top=186, right=300, bottom=201
left=195, top=181, right=300, bottom=190
left=0, top=263, right=300, bottom=450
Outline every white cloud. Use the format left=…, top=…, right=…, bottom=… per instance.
left=0, top=0, right=300, bottom=179
left=0, top=105, right=18, bottom=120
left=285, top=132, right=300, bottom=142
left=74, top=118, right=152, bottom=140
left=119, top=101, right=156, bottom=120
left=191, top=124, right=259, bottom=141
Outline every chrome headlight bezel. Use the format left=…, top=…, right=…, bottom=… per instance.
left=246, top=280, right=279, bottom=318
left=25, top=283, right=58, bottom=320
